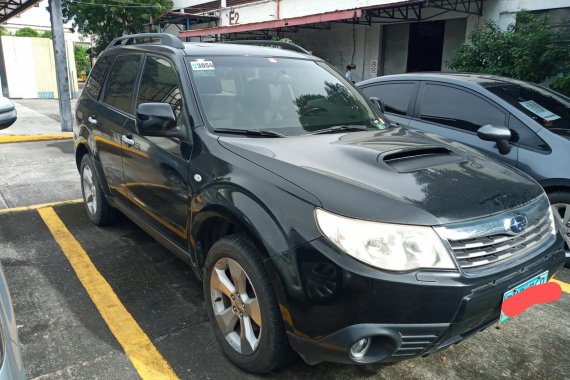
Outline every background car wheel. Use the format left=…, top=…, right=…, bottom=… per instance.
left=547, top=191, right=570, bottom=268
left=203, top=235, right=292, bottom=374
left=80, top=155, right=119, bottom=226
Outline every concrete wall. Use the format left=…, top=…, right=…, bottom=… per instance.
left=482, top=0, right=570, bottom=29
left=382, top=23, right=409, bottom=75
left=441, top=18, right=467, bottom=71
left=290, top=23, right=381, bottom=82
left=0, top=36, right=78, bottom=99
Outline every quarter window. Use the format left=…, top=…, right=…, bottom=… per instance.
left=84, top=55, right=113, bottom=100
left=361, top=83, right=415, bottom=116
left=101, top=55, right=142, bottom=114
left=420, top=84, right=506, bottom=133
left=137, top=56, right=183, bottom=118
left=508, top=114, right=549, bottom=151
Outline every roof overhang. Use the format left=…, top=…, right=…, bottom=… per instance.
left=179, top=8, right=362, bottom=38
left=0, top=0, right=43, bottom=24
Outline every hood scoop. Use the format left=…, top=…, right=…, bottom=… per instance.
left=381, top=146, right=464, bottom=172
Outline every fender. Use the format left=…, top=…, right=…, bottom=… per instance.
left=75, top=126, right=113, bottom=198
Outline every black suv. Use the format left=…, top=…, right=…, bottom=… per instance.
left=74, top=34, right=565, bottom=373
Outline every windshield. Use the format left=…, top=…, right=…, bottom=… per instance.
left=185, top=56, right=386, bottom=135
left=485, top=82, right=570, bottom=134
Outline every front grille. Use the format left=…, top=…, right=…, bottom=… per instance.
left=436, top=196, right=555, bottom=271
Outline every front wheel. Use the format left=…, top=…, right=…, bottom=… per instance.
left=80, top=154, right=119, bottom=226
left=547, top=191, right=570, bottom=268
left=203, top=235, right=292, bottom=373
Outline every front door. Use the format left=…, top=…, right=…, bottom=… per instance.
left=122, top=55, right=193, bottom=247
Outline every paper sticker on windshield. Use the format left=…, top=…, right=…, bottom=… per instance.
left=190, top=60, right=215, bottom=71
left=519, top=100, right=561, bottom=121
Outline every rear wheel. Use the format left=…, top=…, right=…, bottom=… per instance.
left=547, top=191, right=570, bottom=268
left=80, top=155, right=119, bottom=226
left=203, top=235, right=292, bottom=373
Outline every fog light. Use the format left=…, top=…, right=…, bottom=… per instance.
left=350, top=337, right=371, bottom=359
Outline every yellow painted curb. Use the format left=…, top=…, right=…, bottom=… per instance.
left=0, top=199, right=83, bottom=215
left=0, top=133, right=73, bottom=144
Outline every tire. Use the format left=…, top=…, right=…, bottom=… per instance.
left=547, top=191, right=570, bottom=268
left=203, top=234, right=292, bottom=373
left=80, top=154, right=119, bottom=226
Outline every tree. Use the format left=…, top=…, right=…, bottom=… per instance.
left=14, top=27, right=39, bottom=37
left=448, top=11, right=569, bottom=86
left=40, top=30, right=53, bottom=38
left=62, top=0, right=173, bottom=54
left=74, top=43, right=91, bottom=77
left=0, top=27, right=9, bottom=36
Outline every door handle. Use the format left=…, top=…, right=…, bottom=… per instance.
left=121, top=134, right=135, bottom=146
left=87, top=116, right=97, bottom=125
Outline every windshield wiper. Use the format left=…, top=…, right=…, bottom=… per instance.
left=308, top=125, right=371, bottom=135
left=214, top=128, right=285, bottom=138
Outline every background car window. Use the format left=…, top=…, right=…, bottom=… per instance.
left=420, top=84, right=506, bottom=133
left=102, top=55, right=142, bottom=114
left=508, top=114, right=549, bottom=151
left=84, top=55, right=113, bottom=100
left=137, top=56, right=183, bottom=118
left=360, top=83, right=415, bottom=116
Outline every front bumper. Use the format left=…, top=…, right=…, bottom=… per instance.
left=271, top=235, right=565, bottom=365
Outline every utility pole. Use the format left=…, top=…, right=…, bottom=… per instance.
left=49, top=0, right=73, bottom=132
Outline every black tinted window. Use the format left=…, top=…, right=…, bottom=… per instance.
left=102, top=55, right=142, bottom=114
left=509, top=114, right=549, bottom=151
left=137, top=56, right=182, bottom=118
left=420, top=84, right=506, bottom=133
left=361, top=83, right=415, bottom=115
left=84, top=55, right=112, bottom=100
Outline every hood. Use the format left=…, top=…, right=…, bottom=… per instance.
left=218, top=127, right=543, bottom=225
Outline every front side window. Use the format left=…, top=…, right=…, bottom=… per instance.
left=186, top=56, right=384, bottom=135
left=137, top=56, right=183, bottom=118
left=360, top=83, right=415, bottom=116
left=420, top=84, right=506, bottom=133
left=485, top=82, right=570, bottom=136
left=102, top=55, right=142, bottom=114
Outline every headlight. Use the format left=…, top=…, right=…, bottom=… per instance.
left=315, top=209, right=456, bottom=271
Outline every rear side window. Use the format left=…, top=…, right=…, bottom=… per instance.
left=84, top=55, right=113, bottom=100
left=419, top=84, right=506, bottom=133
left=360, top=83, right=415, bottom=116
left=101, top=55, right=142, bottom=114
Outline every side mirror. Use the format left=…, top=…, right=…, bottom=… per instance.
left=136, top=103, right=178, bottom=137
left=477, top=124, right=512, bottom=155
left=0, top=97, right=17, bottom=130
left=369, top=97, right=385, bottom=113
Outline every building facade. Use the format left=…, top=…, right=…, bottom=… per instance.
left=163, top=0, right=570, bottom=82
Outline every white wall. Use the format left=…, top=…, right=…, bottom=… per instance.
left=483, top=0, right=570, bottom=29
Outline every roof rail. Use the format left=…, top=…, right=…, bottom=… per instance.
left=107, top=33, right=185, bottom=50
left=222, top=40, right=310, bottom=54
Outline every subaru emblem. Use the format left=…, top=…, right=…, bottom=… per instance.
left=509, top=215, right=528, bottom=234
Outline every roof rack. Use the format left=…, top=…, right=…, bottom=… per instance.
left=107, top=33, right=185, bottom=50
left=222, top=40, right=310, bottom=54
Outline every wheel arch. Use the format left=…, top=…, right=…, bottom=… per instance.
left=539, top=178, right=570, bottom=195
left=75, top=139, right=112, bottom=197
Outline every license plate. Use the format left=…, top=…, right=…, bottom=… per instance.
left=500, top=271, right=549, bottom=324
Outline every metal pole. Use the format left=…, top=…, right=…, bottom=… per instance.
left=49, top=0, right=72, bottom=132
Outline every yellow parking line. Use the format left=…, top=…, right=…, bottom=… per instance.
left=551, top=278, right=570, bottom=294
left=38, top=207, right=179, bottom=380
left=0, top=133, right=73, bottom=144
left=0, top=199, right=83, bottom=215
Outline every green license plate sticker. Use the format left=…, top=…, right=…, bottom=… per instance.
left=500, top=271, right=548, bottom=324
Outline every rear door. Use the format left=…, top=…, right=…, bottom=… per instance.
left=122, top=54, right=193, bottom=248
left=358, top=81, right=418, bottom=125
left=410, top=82, right=518, bottom=166
left=96, top=54, right=143, bottom=202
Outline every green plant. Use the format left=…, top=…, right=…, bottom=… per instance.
left=40, top=30, right=53, bottom=39
left=74, top=43, right=91, bottom=77
left=62, top=0, right=172, bottom=54
left=448, top=11, right=570, bottom=88
left=0, top=26, right=9, bottom=36
left=14, top=27, right=39, bottom=37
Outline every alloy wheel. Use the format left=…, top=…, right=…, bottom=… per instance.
left=210, top=258, right=262, bottom=355
left=552, top=203, right=570, bottom=252
left=82, top=165, right=97, bottom=215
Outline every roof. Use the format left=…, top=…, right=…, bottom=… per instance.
left=357, top=73, right=525, bottom=89
left=0, top=0, right=42, bottom=23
